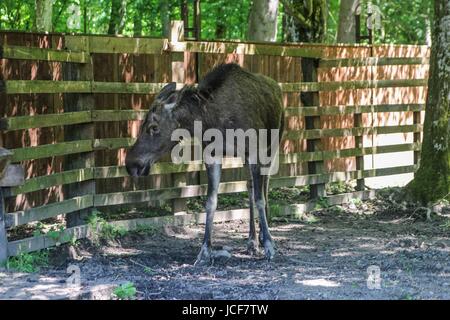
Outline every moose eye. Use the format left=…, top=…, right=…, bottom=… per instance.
left=147, top=125, right=160, bottom=135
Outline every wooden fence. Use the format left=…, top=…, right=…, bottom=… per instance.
left=0, top=21, right=429, bottom=260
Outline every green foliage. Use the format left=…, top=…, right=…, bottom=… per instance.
left=113, top=282, right=137, bottom=300
left=326, top=181, right=354, bottom=195
left=201, top=0, right=251, bottom=40
left=5, top=251, right=49, bottom=273
left=46, top=225, right=65, bottom=241
left=350, top=197, right=363, bottom=207
left=269, top=187, right=309, bottom=204
left=0, top=0, right=433, bottom=44
left=314, top=197, right=330, bottom=210
left=268, top=203, right=282, bottom=223
left=374, top=0, right=432, bottom=44
left=87, top=211, right=128, bottom=241
left=135, top=223, right=159, bottom=235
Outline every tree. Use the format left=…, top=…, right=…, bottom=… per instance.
left=215, top=4, right=227, bottom=39
left=108, top=0, right=127, bottom=35
left=281, top=0, right=327, bottom=42
left=35, top=0, right=53, bottom=31
left=160, top=0, right=170, bottom=37
left=337, top=0, right=359, bottom=43
left=407, top=0, right=450, bottom=204
left=133, top=0, right=145, bottom=36
left=247, top=0, right=280, bottom=41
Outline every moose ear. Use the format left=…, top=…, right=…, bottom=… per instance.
left=156, top=82, right=176, bottom=101
left=163, top=93, right=178, bottom=111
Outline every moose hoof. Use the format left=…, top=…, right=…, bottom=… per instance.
left=194, top=244, right=212, bottom=266
left=263, top=240, right=275, bottom=261
left=247, top=239, right=259, bottom=255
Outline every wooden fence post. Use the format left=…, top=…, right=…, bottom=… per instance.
left=170, top=21, right=188, bottom=215
left=63, top=36, right=95, bottom=227
left=0, top=148, right=24, bottom=264
left=301, top=58, right=326, bottom=198
left=0, top=187, right=7, bottom=264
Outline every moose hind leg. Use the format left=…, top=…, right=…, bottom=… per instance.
left=250, top=165, right=275, bottom=261
left=258, top=175, right=270, bottom=245
left=246, top=179, right=259, bottom=255
left=195, top=163, right=221, bottom=266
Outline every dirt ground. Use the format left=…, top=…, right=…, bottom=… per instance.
left=1, top=197, right=450, bottom=300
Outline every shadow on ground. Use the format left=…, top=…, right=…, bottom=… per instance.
left=1, top=203, right=450, bottom=300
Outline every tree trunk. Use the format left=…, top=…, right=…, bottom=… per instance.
left=248, top=0, right=279, bottom=41
left=133, top=0, right=144, bottom=36
left=108, top=0, right=127, bottom=35
left=281, top=0, right=327, bottom=43
left=35, top=0, right=53, bottom=32
left=407, top=0, right=450, bottom=204
left=337, top=0, right=359, bottom=43
left=160, top=0, right=171, bottom=38
left=215, top=5, right=227, bottom=39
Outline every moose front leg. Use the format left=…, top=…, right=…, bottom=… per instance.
left=195, top=163, right=222, bottom=266
left=250, top=164, right=275, bottom=261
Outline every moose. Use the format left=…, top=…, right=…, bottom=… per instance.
left=125, top=63, right=284, bottom=265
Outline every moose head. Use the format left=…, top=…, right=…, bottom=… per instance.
left=125, top=82, right=181, bottom=177
left=125, top=82, right=204, bottom=177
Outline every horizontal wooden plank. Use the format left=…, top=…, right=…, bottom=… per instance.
left=281, top=79, right=428, bottom=92
left=94, top=181, right=248, bottom=206
left=0, top=111, right=92, bottom=131
left=171, top=41, right=324, bottom=58
left=2, top=45, right=87, bottom=63
left=95, top=164, right=416, bottom=206
left=88, top=37, right=166, bottom=54
left=4, top=79, right=428, bottom=95
left=92, top=110, right=147, bottom=122
left=0, top=165, right=24, bottom=187
left=91, top=82, right=166, bottom=94
left=4, top=168, right=93, bottom=197
left=93, top=138, right=136, bottom=150
left=7, top=224, right=90, bottom=256
left=9, top=130, right=419, bottom=166
left=283, top=143, right=421, bottom=164
left=280, top=190, right=376, bottom=218
left=5, top=81, right=167, bottom=94
left=5, top=80, right=91, bottom=94
left=89, top=104, right=427, bottom=122
left=284, top=104, right=425, bottom=117
left=271, top=165, right=418, bottom=188
left=319, top=57, right=430, bottom=68
left=280, top=82, right=320, bottom=92
left=0, top=104, right=425, bottom=132
left=5, top=195, right=93, bottom=228
left=94, top=143, right=419, bottom=178
left=285, top=124, right=422, bottom=140
left=11, top=140, right=93, bottom=162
